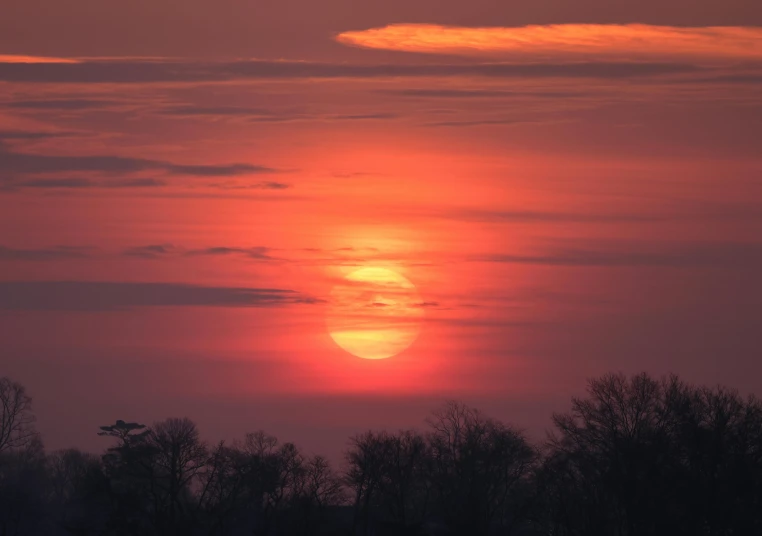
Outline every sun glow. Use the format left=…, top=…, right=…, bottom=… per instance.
left=327, top=267, right=424, bottom=360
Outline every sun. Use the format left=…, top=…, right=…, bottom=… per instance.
left=327, top=267, right=424, bottom=359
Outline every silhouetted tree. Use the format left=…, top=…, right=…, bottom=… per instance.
left=346, top=431, right=389, bottom=535
left=283, top=455, right=347, bottom=536
left=196, top=441, right=251, bottom=535
left=0, top=373, right=759, bottom=536
left=426, top=401, right=537, bottom=536
left=346, top=430, right=431, bottom=535
left=48, top=448, right=111, bottom=535
left=0, top=438, right=50, bottom=536
left=241, top=431, right=307, bottom=535
left=663, top=379, right=762, bottom=535
left=541, top=372, right=762, bottom=536
left=0, top=377, right=38, bottom=453
left=195, top=430, right=347, bottom=536
left=147, top=417, right=208, bottom=535
left=98, top=420, right=156, bottom=535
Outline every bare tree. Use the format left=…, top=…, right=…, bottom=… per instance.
left=287, top=455, right=346, bottom=536
left=0, top=437, right=49, bottom=535
left=48, top=448, right=111, bottom=534
left=346, top=430, right=430, bottom=533
left=346, top=431, right=390, bottom=534
left=542, top=372, right=762, bottom=536
left=148, top=417, right=208, bottom=533
left=196, top=441, right=250, bottom=535
left=300, top=455, right=345, bottom=510
left=427, top=401, right=537, bottom=536
left=0, top=377, right=37, bottom=453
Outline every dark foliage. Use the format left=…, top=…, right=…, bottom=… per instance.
left=0, top=372, right=760, bottom=535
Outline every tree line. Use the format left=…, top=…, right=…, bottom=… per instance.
left=1, top=372, right=761, bottom=536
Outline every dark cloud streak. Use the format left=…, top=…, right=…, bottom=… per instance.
left=186, top=246, right=276, bottom=260
left=123, top=244, right=175, bottom=259
left=0, top=246, right=92, bottom=261
left=475, top=241, right=762, bottom=267
left=0, top=145, right=276, bottom=177
left=379, top=88, right=583, bottom=98
left=0, top=281, right=319, bottom=311
left=443, top=207, right=665, bottom=223
left=4, top=99, right=124, bottom=110
left=0, top=139, right=279, bottom=189
left=0, top=59, right=705, bottom=84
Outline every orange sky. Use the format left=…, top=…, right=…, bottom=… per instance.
left=1, top=5, right=761, bottom=457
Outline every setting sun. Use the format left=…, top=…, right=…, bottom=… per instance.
left=326, top=267, right=424, bottom=359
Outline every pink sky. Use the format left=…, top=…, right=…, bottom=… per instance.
left=1, top=1, right=761, bottom=460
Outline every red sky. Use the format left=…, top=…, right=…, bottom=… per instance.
left=1, top=0, right=761, bottom=460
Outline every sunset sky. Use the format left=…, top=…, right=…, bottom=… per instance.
left=1, top=0, right=761, bottom=459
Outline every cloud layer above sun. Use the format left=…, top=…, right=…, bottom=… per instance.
left=0, top=55, right=79, bottom=64
left=336, top=24, right=762, bottom=61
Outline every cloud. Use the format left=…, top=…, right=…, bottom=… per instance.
left=336, top=24, right=762, bottom=61
left=379, top=88, right=581, bottom=99
left=219, top=60, right=701, bottom=79
left=123, top=244, right=175, bottom=259
left=209, top=181, right=290, bottom=190
left=0, top=55, right=78, bottom=64
left=0, top=138, right=278, bottom=187
left=157, top=106, right=399, bottom=124
left=0, top=243, right=281, bottom=262
left=186, top=246, right=276, bottom=260
left=4, top=99, right=124, bottom=111
left=166, top=163, right=274, bottom=176
left=474, top=240, right=762, bottom=268
left=0, top=147, right=157, bottom=174
left=334, top=246, right=380, bottom=253
left=0, top=130, right=79, bottom=141
left=9, top=177, right=167, bottom=189
left=0, top=245, right=92, bottom=261
left=423, top=118, right=538, bottom=127
left=105, top=178, right=167, bottom=188
left=12, top=178, right=93, bottom=189
left=158, top=105, right=277, bottom=117
left=332, top=113, right=398, bottom=120
left=247, top=112, right=398, bottom=123
left=678, top=73, right=762, bottom=85
left=8, top=176, right=284, bottom=191
left=0, top=58, right=703, bottom=85
left=441, top=207, right=664, bottom=224
left=0, top=281, right=319, bottom=311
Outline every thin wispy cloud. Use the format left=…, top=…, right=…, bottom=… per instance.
left=0, top=137, right=281, bottom=191
left=379, top=88, right=583, bottom=99
left=0, top=245, right=93, bottom=261
left=474, top=240, right=762, bottom=268
left=0, top=58, right=706, bottom=85
left=123, top=244, right=176, bottom=259
left=0, top=281, right=320, bottom=311
left=336, top=24, right=762, bottom=61
left=0, top=130, right=80, bottom=141
left=207, top=181, right=291, bottom=190
left=0, top=142, right=275, bottom=177
left=4, top=98, right=125, bottom=110
left=186, top=246, right=277, bottom=260
left=10, top=177, right=167, bottom=189
left=0, top=55, right=79, bottom=64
